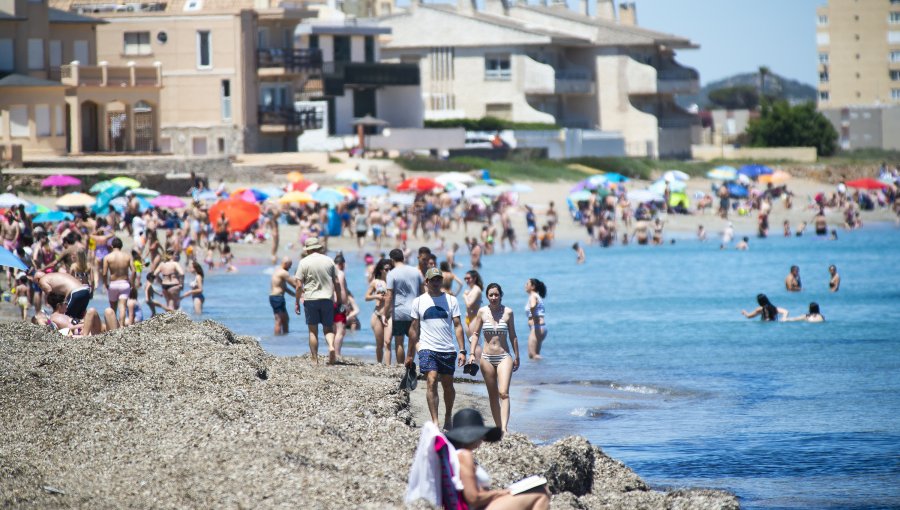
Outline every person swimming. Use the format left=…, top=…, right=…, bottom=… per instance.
left=742, top=294, right=788, bottom=321
left=786, top=302, right=825, bottom=323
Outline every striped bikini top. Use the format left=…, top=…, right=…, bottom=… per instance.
left=482, top=315, right=508, bottom=337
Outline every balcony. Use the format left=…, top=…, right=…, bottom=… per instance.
left=321, top=62, right=419, bottom=96
left=657, top=65, right=700, bottom=95
left=60, top=62, right=162, bottom=87
left=257, top=48, right=323, bottom=75
left=258, top=106, right=323, bottom=132
left=555, top=69, right=595, bottom=95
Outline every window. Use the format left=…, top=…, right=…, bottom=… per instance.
left=485, top=55, right=511, bottom=80
left=257, top=27, right=269, bottom=49
left=891, top=12, right=900, bottom=24
left=217, top=137, right=225, bottom=153
left=365, top=36, right=375, bottom=63
left=817, top=33, right=830, bottom=46
left=74, top=40, right=89, bottom=64
left=0, top=39, right=12, bottom=72
left=192, top=136, right=207, bottom=155
left=333, top=36, right=351, bottom=63
left=430, top=47, right=454, bottom=81
left=55, top=105, right=65, bottom=136
left=892, top=89, right=900, bottom=100
left=891, top=70, right=900, bottom=81
left=817, top=14, right=828, bottom=25
left=221, top=79, right=232, bottom=121
left=309, top=35, right=319, bottom=49
left=197, top=30, right=211, bottom=68
left=10, top=106, right=28, bottom=138
left=35, top=105, right=51, bottom=137
left=819, top=52, right=829, bottom=64
left=891, top=51, right=900, bottom=62
left=485, top=103, right=512, bottom=120
left=28, top=39, right=43, bottom=70
left=124, top=32, right=151, bottom=55
left=819, top=91, right=830, bottom=101
left=160, top=137, right=172, bottom=153
left=49, top=40, right=61, bottom=68
left=819, top=71, right=829, bottom=82
left=890, top=31, right=900, bottom=43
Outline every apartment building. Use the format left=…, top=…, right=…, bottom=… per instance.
left=816, top=0, right=900, bottom=150
left=0, top=0, right=162, bottom=160
left=48, top=0, right=325, bottom=155
left=377, top=0, right=700, bottom=158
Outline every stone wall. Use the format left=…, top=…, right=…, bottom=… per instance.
left=692, top=144, right=818, bottom=163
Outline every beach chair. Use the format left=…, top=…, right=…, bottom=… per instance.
left=406, top=422, right=468, bottom=509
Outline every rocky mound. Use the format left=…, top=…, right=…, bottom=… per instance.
left=0, top=313, right=739, bottom=509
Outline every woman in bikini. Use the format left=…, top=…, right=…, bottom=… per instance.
left=463, top=270, right=483, bottom=335
left=154, top=249, right=184, bottom=311
left=364, top=258, right=393, bottom=364
left=524, top=278, right=547, bottom=359
left=467, top=283, right=520, bottom=432
left=180, top=260, right=205, bottom=315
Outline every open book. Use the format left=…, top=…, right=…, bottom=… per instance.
left=507, top=475, right=547, bottom=495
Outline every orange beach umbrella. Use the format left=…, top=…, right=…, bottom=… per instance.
left=209, top=198, right=261, bottom=233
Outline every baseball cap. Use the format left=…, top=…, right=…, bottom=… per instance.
left=425, top=267, right=442, bottom=281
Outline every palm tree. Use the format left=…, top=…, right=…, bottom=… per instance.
left=757, top=66, right=771, bottom=105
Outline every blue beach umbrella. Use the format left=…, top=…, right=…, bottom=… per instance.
left=25, top=204, right=50, bottom=215
left=90, top=180, right=115, bottom=193
left=312, top=188, right=346, bottom=206
left=358, top=185, right=389, bottom=198
left=0, top=246, right=28, bottom=271
left=192, top=189, right=220, bottom=202
left=259, top=186, right=285, bottom=199
left=32, top=211, right=74, bottom=223
left=93, top=184, right=127, bottom=214
left=603, top=172, right=629, bottom=183
left=738, top=164, right=774, bottom=179
left=726, top=183, right=749, bottom=198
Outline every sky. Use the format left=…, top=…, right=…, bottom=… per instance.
left=631, top=0, right=821, bottom=86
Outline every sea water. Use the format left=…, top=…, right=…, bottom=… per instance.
left=106, top=225, right=900, bottom=509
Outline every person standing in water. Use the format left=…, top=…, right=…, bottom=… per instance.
left=785, top=302, right=825, bottom=322
left=829, top=265, right=841, bottom=292
left=785, top=265, right=802, bottom=292
left=524, top=278, right=547, bottom=359
left=742, top=294, right=788, bottom=321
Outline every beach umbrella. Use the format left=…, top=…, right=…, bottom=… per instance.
left=192, top=189, right=219, bottom=202
left=726, top=183, right=749, bottom=198
left=92, top=184, right=127, bottom=214
left=663, top=170, right=690, bottom=182
left=602, top=173, right=629, bottom=183
left=151, top=195, right=187, bottom=209
left=131, top=187, right=161, bottom=198
left=0, top=193, right=29, bottom=208
left=435, top=172, right=476, bottom=185
left=286, top=171, right=304, bottom=183
left=289, top=180, right=318, bottom=193
left=497, top=183, right=534, bottom=193
left=41, top=174, right=81, bottom=188
left=233, top=188, right=268, bottom=203
left=388, top=193, right=415, bottom=206
left=668, top=191, right=690, bottom=208
left=567, top=190, right=593, bottom=202
left=397, top=176, right=441, bottom=193
left=312, top=188, right=347, bottom=206
left=737, top=164, right=774, bottom=179
left=627, top=189, right=663, bottom=203
left=56, top=192, right=96, bottom=208
left=110, top=176, right=141, bottom=189
left=111, top=196, right=151, bottom=213
left=90, top=180, right=115, bottom=193
left=25, top=204, right=50, bottom=215
left=209, top=198, right=261, bottom=233
left=758, top=170, right=791, bottom=184
left=335, top=169, right=369, bottom=183
left=278, top=191, right=315, bottom=204
left=846, top=178, right=889, bottom=190
left=707, top=166, right=737, bottom=180
left=649, top=179, right=686, bottom=195
left=736, top=173, right=752, bottom=185
left=0, top=246, right=28, bottom=271
left=466, top=185, right=502, bottom=197
left=32, top=211, right=74, bottom=223
left=259, top=186, right=285, bottom=199
left=358, top=185, right=389, bottom=198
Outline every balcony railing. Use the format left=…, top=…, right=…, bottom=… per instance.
left=258, top=106, right=323, bottom=130
left=321, top=62, right=420, bottom=96
left=554, top=69, right=594, bottom=95
left=60, top=62, right=163, bottom=87
left=257, top=48, right=323, bottom=72
left=657, top=67, right=699, bottom=81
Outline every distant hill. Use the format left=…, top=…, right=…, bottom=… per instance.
left=676, top=72, right=817, bottom=110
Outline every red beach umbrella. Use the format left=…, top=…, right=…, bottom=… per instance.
left=845, top=178, right=889, bottom=190
left=396, top=177, right=441, bottom=193
left=289, top=180, right=318, bottom=192
left=209, top=198, right=261, bottom=233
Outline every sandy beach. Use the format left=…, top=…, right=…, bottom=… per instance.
left=0, top=314, right=739, bottom=508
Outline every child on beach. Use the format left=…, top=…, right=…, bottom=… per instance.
left=572, top=242, right=585, bottom=264
left=14, top=274, right=30, bottom=320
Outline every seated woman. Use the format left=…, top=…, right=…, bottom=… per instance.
left=447, top=408, right=549, bottom=510
left=785, top=302, right=825, bottom=323
left=741, top=294, right=788, bottom=321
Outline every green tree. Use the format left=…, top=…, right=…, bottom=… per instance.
left=745, top=100, right=837, bottom=156
left=708, top=85, right=759, bottom=109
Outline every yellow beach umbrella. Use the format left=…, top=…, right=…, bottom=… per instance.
left=56, top=192, right=96, bottom=208
left=278, top=191, right=315, bottom=204
left=110, top=176, right=141, bottom=189
left=286, top=171, right=304, bottom=183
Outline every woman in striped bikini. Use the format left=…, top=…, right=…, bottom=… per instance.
left=466, top=283, right=520, bottom=432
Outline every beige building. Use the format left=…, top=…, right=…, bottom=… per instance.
left=815, top=0, right=900, bottom=107
left=0, top=0, right=162, bottom=161
left=48, top=0, right=326, bottom=155
left=377, top=0, right=700, bottom=158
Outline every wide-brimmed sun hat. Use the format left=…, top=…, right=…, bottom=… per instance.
left=445, top=408, right=502, bottom=446
left=303, top=237, right=323, bottom=252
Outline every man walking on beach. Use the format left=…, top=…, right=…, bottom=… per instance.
left=270, top=257, right=297, bottom=335
left=406, top=267, right=467, bottom=429
left=383, top=248, right=423, bottom=365
left=294, top=237, right=342, bottom=364
left=101, top=237, right=134, bottom=323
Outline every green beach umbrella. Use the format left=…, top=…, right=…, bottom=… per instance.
left=110, top=176, right=141, bottom=189
left=131, top=188, right=161, bottom=198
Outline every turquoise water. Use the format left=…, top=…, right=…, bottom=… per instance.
left=110, top=225, right=900, bottom=509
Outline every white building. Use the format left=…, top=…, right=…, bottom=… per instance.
left=378, top=0, right=701, bottom=158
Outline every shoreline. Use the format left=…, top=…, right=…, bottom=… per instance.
left=0, top=314, right=739, bottom=509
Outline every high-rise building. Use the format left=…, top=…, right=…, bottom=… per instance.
left=816, top=0, right=900, bottom=107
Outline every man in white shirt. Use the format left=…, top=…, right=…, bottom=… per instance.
left=407, top=267, right=467, bottom=429
left=294, top=237, right=342, bottom=364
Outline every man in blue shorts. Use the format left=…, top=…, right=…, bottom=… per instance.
left=406, top=267, right=466, bottom=429
left=294, top=237, right=342, bottom=364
